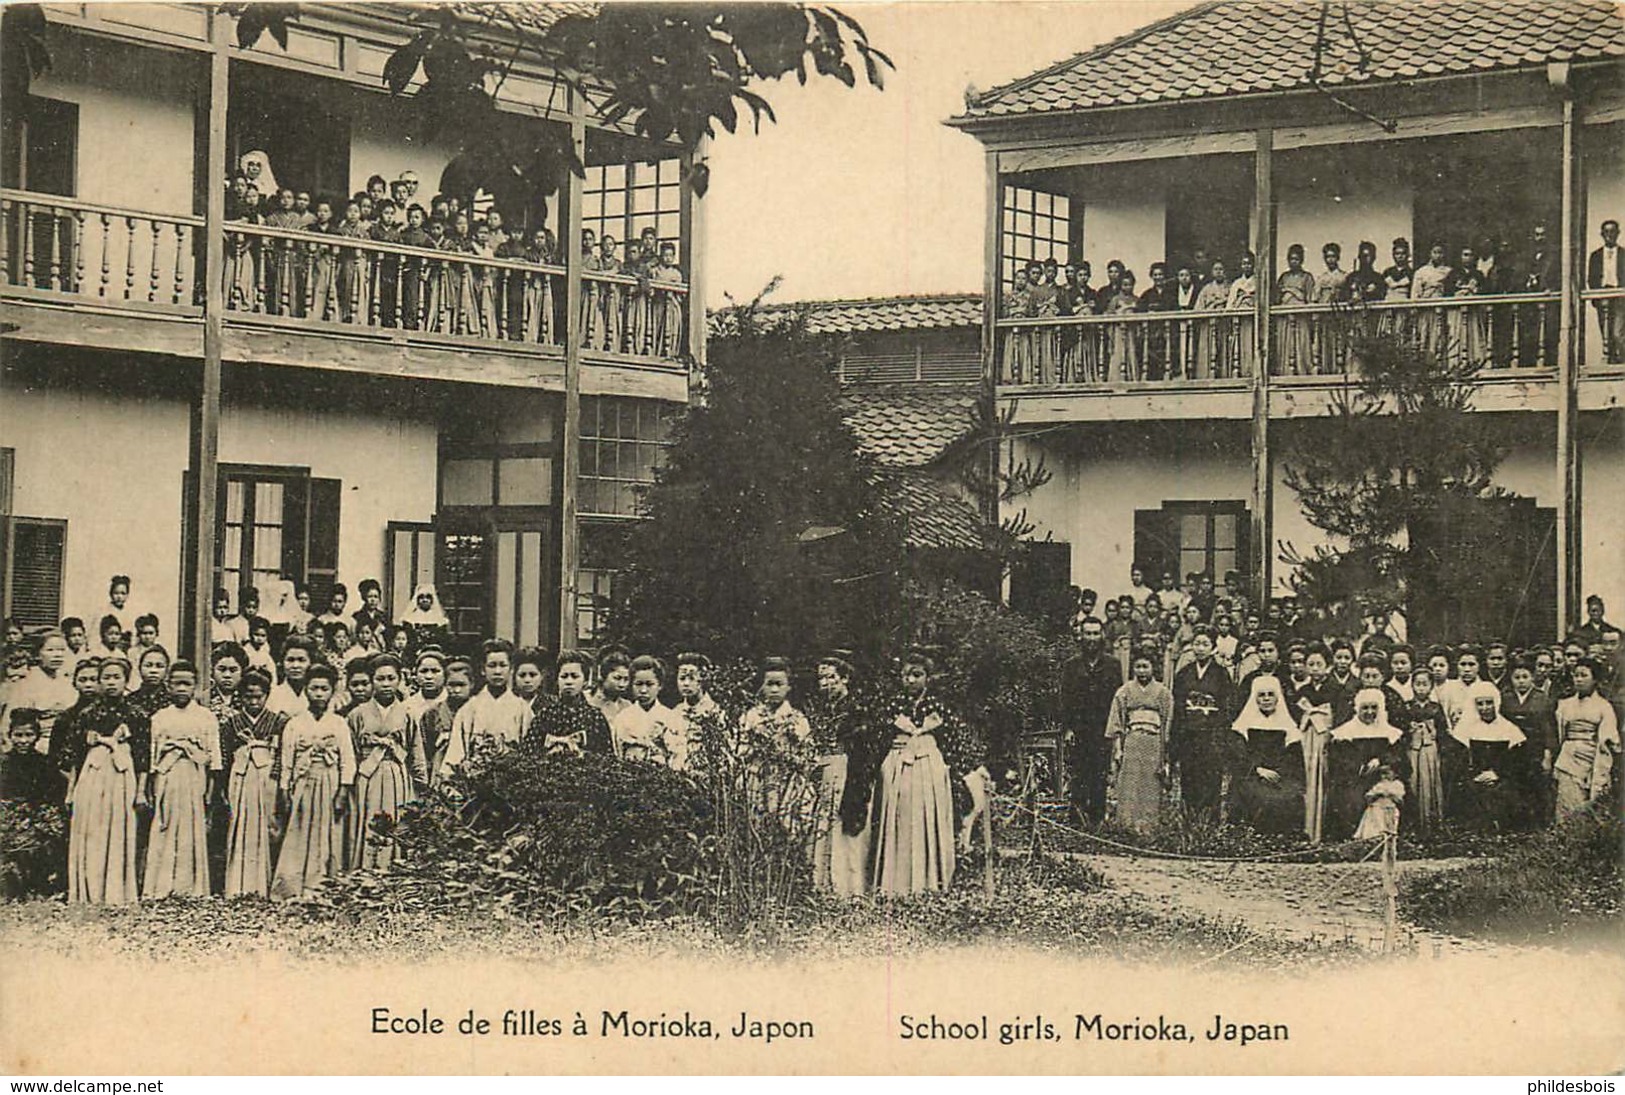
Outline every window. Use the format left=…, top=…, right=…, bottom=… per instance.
left=1134, top=501, right=1248, bottom=586
left=576, top=520, right=632, bottom=644
left=578, top=396, right=675, bottom=518
left=208, top=467, right=341, bottom=611
left=584, top=159, right=683, bottom=257
left=2, top=95, right=78, bottom=196
left=1001, top=184, right=1069, bottom=289
left=1, top=516, right=66, bottom=628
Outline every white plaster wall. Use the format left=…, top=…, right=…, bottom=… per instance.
left=1080, top=195, right=1166, bottom=291
left=1579, top=416, right=1624, bottom=620
left=345, top=91, right=460, bottom=201
left=32, top=28, right=198, bottom=215
left=1583, top=122, right=1625, bottom=371
left=1274, top=174, right=1413, bottom=276
left=3, top=366, right=438, bottom=634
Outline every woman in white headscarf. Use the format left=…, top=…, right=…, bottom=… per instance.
left=1448, top=680, right=1530, bottom=833
left=238, top=150, right=279, bottom=198
left=398, top=583, right=450, bottom=649
left=1326, top=688, right=1406, bottom=841
left=1228, top=675, right=1305, bottom=836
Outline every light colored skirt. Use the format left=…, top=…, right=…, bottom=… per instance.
left=872, top=738, right=956, bottom=896
left=1112, top=729, right=1164, bottom=831
left=224, top=745, right=276, bottom=898
left=272, top=760, right=343, bottom=900
left=1554, top=739, right=1611, bottom=821
left=145, top=755, right=211, bottom=899
left=1407, top=741, right=1444, bottom=833
left=811, top=753, right=870, bottom=898
left=67, top=743, right=139, bottom=905
left=1302, top=726, right=1329, bottom=844
left=348, top=756, right=411, bottom=871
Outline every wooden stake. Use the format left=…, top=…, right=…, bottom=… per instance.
left=1381, top=833, right=1399, bottom=954
left=983, top=773, right=996, bottom=902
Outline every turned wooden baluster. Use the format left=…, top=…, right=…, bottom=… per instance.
left=493, top=267, right=507, bottom=340
left=45, top=207, right=62, bottom=290
left=278, top=238, right=292, bottom=316
left=124, top=215, right=136, bottom=299
left=0, top=198, right=10, bottom=285
left=99, top=213, right=111, bottom=296
left=20, top=201, right=35, bottom=287
left=148, top=219, right=162, bottom=301
left=174, top=222, right=186, bottom=302
left=73, top=210, right=86, bottom=293
left=367, top=251, right=380, bottom=326
left=254, top=235, right=268, bottom=313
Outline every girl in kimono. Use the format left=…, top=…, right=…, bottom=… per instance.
left=588, top=649, right=633, bottom=726
left=305, top=200, right=338, bottom=322
left=652, top=242, right=685, bottom=359
left=261, top=188, right=305, bottom=316
left=1446, top=245, right=1487, bottom=368
left=272, top=664, right=355, bottom=900
left=468, top=220, right=501, bottom=338
left=809, top=655, right=878, bottom=898
left=1294, top=643, right=1338, bottom=844
left=579, top=229, right=602, bottom=349
left=1029, top=259, right=1060, bottom=386
left=1001, top=267, right=1033, bottom=384
left=346, top=654, right=427, bottom=871
left=596, top=235, right=625, bottom=352
left=526, top=651, right=614, bottom=758
left=872, top=651, right=986, bottom=896
left=1192, top=259, right=1232, bottom=380
left=521, top=224, right=558, bottom=345
left=331, top=200, right=374, bottom=325
left=1449, top=681, right=1531, bottom=832
left=441, top=212, right=480, bottom=335
left=1275, top=244, right=1316, bottom=376
left=1326, top=688, right=1406, bottom=841
left=1105, top=651, right=1174, bottom=832
left=144, top=661, right=223, bottom=899
left=1226, top=252, right=1259, bottom=378
left=1382, top=237, right=1414, bottom=342
left=1412, top=243, right=1453, bottom=359
left=1313, top=243, right=1348, bottom=374
left=1103, top=270, right=1142, bottom=382
left=64, top=659, right=145, bottom=904
left=1228, top=674, right=1304, bottom=836
left=1551, top=659, right=1618, bottom=821
left=1398, top=667, right=1449, bottom=835
left=734, top=657, right=815, bottom=825
left=623, top=239, right=651, bottom=356
left=1072, top=261, right=1101, bottom=383
left=222, top=669, right=284, bottom=898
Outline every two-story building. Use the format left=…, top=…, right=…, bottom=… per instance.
left=949, top=0, right=1625, bottom=644
left=1, top=3, right=702, bottom=658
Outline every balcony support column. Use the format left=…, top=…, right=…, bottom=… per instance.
left=1249, top=128, right=1274, bottom=607
left=557, top=108, right=587, bottom=649
left=1554, top=71, right=1582, bottom=641
left=680, top=139, right=708, bottom=371
left=184, top=17, right=228, bottom=677
left=983, top=152, right=1004, bottom=574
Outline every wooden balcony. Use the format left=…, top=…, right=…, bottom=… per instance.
left=0, top=189, right=690, bottom=402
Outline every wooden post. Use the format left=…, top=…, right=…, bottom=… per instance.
left=983, top=773, right=996, bottom=902
left=557, top=108, right=587, bottom=650
left=1250, top=129, right=1275, bottom=607
left=1381, top=832, right=1398, bottom=954
left=982, top=152, right=1007, bottom=602
left=186, top=18, right=228, bottom=679
left=681, top=139, right=708, bottom=370
left=1554, top=83, right=1582, bottom=641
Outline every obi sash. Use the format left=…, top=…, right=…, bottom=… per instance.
left=543, top=730, right=587, bottom=756
left=1126, top=709, right=1163, bottom=735
left=153, top=736, right=210, bottom=776
left=1407, top=720, right=1437, bottom=748
left=292, top=739, right=341, bottom=784
left=891, top=731, right=944, bottom=769
left=84, top=730, right=133, bottom=775
left=357, top=731, right=408, bottom=778
left=232, top=742, right=275, bottom=773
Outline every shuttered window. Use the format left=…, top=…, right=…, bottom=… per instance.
left=1, top=516, right=67, bottom=628
left=196, top=467, right=341, bottom=610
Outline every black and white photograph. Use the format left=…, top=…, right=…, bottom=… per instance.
left=0, top=0, right=1621, bottom=1077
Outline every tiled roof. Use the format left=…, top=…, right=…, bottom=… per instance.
left=758, top=294, right=983, bottom=336
left=953, top=0, right=1625, bottom=123
left=446, top=2, right=598, bottom=35
left=871, top=469, right=985, bottom=552
left=842, top=385, right=981, bottom=469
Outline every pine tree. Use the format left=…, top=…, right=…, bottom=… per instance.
left=611, top=287, right=906, bottom=660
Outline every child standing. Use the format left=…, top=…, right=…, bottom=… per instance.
left=65, top=660, right=148, bottom=904
left=346, top=654, right=427, bottom=871
left=222, top=669, right=285, bottom=898
left=144, top=661, right=222, bottom=899
left=306, top=199, right=338, bottom=321
left=1353, top=763, right=1406, bottom=840
left=272, top=663, right=354, bottom=900
left=597, top=235, right=624, bottom=352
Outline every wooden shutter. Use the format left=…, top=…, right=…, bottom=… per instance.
left=2, top=516, right=67, bottom=628
left=1009, top=540, right=1070, bottom=623
left=385, top=521, right=435, bottom=619
left=280, top=475, right=310, bottom=582
left=305, top=477, right=342, bottom=607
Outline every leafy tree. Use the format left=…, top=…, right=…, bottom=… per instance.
left=610, top=284, right=906, bottom=661
left=1280, top=322, right=1519, bottom=640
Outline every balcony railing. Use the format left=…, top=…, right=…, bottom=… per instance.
left=1, top=189, right=202, bottom=310
left=995, top=293, right=1563, bottom=389
left=0, top=190, right=689, bottom=368
left=1580, top=287, right=1625, bottom=371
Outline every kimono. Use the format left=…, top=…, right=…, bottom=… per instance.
left=1028, top=281, right=1060, bottom=386
left=1501, top=686, right=1558, bottom=828
left=610, top=698, right=676, bottom=765
left=398, top=226, right=434, bottom=329
left=809, top=693, right=881, bottom=897
left=1295, top=679, right=1339, bottom=844
left=1397, top=695, right=1449, bottom=835
left=1326, top=693, right=1407, bottom=841
left=580, top=251, right=605, bottom=349
left=1412, top=262, right=1452, bottom=358
left=1312, top=268, right=1348, bottom=373
left=144, top=702, right=223, bottom=899
left=469, top=245, right=500, bottom=338
left=224, top=210, right=261, bottom=312
left=1446, top=266, right=1488, bottom=368
left=261, top=209, right=306, bottom=315
left=372, top=221, right=403, bottom=327
left=437, top=686, right=530, bottom=778
left=665, top=694, right=723, bottom=773
left=1225, top=276, right=1258, bottom=377
left=332, top=220, right=375, bottom=324
left=65, top=699, right=144, bottom=904
left=272, top=709, right=356, bottom=900
left=1552, top=692, right=1619, bottom=821
left=1353, top=778, right=1406, bottom=841
left=1001, top=288, right=1032, bottom=383
left=222, top=706, right=286, bottom=898
left=1448, top=684, right=1532, bottom=832
left=1228, top=676, right=1305, bottom=836
left=1105, top=678, right=1175, bottom=832
left=346, top=699, right=428, bottom=870
left=1171, top=658, right=1236, bottom=822
left=871, top=691, right=982, bottom=896
left=733, top=700, right=815, bottom=825
left=1274, top=269, right=1317, bottom=375
left=1381, top=262, right=1415, bottom=341
left=306, top=222, right=339, bottom=321
left=527, top=693, right=614, bottom=757
left=651, top=261, right=686, bottom=359
left=417, top=697, right=457, bottom=787
left=1191, top=279, right=1231, bottom=380
left=1102, top=290, right=1141, bottom=382
left=522, top=237, right=559, bottom=345
left=597, top=255, right=625, bottom=352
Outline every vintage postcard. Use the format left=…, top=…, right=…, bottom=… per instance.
left=0, top=0, right=1622, bottom=1076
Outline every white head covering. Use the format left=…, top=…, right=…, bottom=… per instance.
left=399, top=583, right=449, bottom=628
left=1449, top=680, right=1527, bottom=747
left=239, top=150, right=279, bottom=196
left=1232, top=674, right=1301, bottom=745
left=1331, top=687, right=1402, bottom=744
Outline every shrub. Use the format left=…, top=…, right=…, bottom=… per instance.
left=1399, top=805, right=1623, bottom=943
left=0, top=801, right=65, bottom=899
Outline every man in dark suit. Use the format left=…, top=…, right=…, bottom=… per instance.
left=1588, top=218, right=1624, bottom=364
left=1061, top=616, right=1124, bottom=825
left=1520, top=222, right=1560, bottom=367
